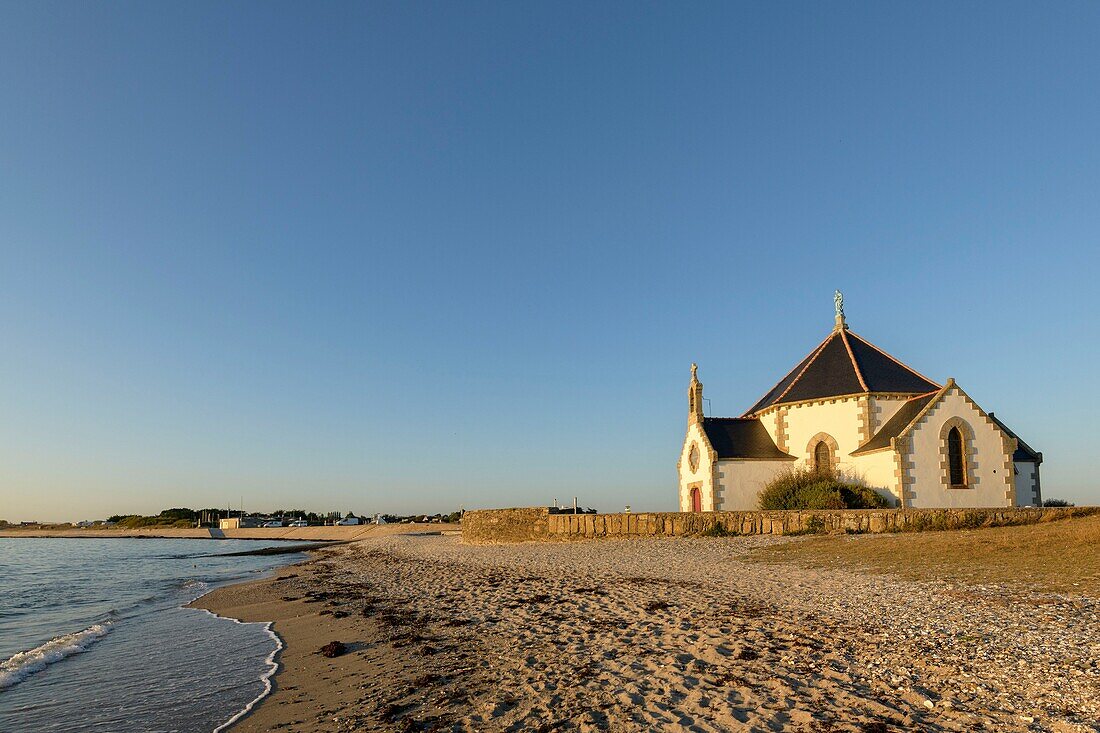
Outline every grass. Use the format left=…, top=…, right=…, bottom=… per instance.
left=751, top=513, right=1100, bottom=596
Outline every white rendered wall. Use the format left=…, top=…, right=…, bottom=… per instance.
left=783, top=399, right=863, bottom=472
left=678, top=422, right=716, bottom=511
left=716, top=459, right=792, bottom=510
left=1014, top=462, right=1039, bottom=507
left=904, top=389, right=1012, bottom=508
left=849, top=450, right=901, bottom=506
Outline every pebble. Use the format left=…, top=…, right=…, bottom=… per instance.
left=303, top=534, right=1099, bottom=732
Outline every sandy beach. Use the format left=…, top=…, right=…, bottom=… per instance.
left=194, top=529, right=1099, bottom=732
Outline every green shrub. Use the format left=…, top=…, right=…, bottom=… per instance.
left=116, top=514, right=176, bottom=528
left=838, top=484, right=891, bottom=509
left=115, top=515, right=148, bottom=528
left=1043, top=498, right=1074, bottom=508
left=758, top=467, right=889, bottom=510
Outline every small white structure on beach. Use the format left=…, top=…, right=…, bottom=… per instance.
left=678, top=293, right=1042, bottom=512
left=219, top=516, right=263, bottom=529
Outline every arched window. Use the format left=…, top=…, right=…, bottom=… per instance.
left=948, top=427, right=966, bottom=487
left=814, top=440, right=832, bottom=474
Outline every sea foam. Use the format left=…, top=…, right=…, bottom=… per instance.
left=0, top=623, right=111, bottom=690
left=194, top=606, right=283, bottom=733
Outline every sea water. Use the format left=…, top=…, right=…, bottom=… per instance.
left=0, top=537, right=304, bottom=732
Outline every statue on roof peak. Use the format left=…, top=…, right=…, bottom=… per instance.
left=833, top=290, right=848, bottom=331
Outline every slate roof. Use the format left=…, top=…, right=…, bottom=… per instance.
left=851, top=391, right=939, bottom=454
left=988, top=412, right=1042, bottom=462
left=745, top=329, right=940, bottom=415
left=701, top=417, right=796, bottom=460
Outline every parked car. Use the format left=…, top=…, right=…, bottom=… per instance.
left=262, top=521, right=284, bottom=528
left=287, top=520, right=308, bottom=527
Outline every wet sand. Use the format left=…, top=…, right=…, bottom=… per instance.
left=193, top=532, right=1099, bottom=732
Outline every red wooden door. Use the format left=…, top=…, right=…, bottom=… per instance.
left=690, top=487, right=702, bottom=512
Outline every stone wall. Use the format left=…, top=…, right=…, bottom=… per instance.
left=460, top=507, right=553, bottom=544
left=461, top=506, right=1096, bottom=544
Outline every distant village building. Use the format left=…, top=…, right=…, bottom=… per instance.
left=219, top=516, right=263, bottom=529
left=678, top=293, right=1042, bottom=511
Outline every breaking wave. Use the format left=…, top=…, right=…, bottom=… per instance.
left=0, top=623, right=111, bottom=691
left=210, top=617, right=282, bottom=733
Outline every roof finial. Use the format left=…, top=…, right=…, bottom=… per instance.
left=833, top=289, right=847, bottom=331
left=688, top=363, right=703, bottom=424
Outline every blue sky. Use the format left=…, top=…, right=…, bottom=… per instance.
left=1, top=2, right=1098, bottom=521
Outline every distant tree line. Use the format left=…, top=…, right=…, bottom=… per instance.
left=106, top=508, right=225, bottom=528
left=103, top=507, right=465, bottom=527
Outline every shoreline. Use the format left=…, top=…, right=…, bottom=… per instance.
left=189, top=601, right=285, bottom=733
left=185, top=524, right=461, bottom=732
left=0, top=534, right=326, bottom=733
left=187, top=550, right=407, bottom=732
left=187, top=559, right=322, bottom=732
left=185, top=527, right=1098, bottom=732
left=0, top=525, right=455, bottom=541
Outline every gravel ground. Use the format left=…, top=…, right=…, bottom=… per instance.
left=284, top=533, right=1098, bottom=732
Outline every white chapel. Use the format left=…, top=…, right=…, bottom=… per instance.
left=677, top=293, right=1042, bottom=512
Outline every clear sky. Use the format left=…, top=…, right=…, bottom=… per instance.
left=1, top=2, right=1098, bottom=522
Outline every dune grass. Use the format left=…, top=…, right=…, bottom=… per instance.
left=751, top=513, right=1100, bottom=596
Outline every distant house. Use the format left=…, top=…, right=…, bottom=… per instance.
left=219, top=516, right=263, bottom=529
left=678, top=293, right=1042, bottom=512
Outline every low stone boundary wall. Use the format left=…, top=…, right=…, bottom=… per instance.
left=461, top=506, right=1097, bottom=544
left=459, top=507, right=552, bottom=544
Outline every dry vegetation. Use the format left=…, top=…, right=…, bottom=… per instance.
left=751, top=512, right=1100, bottom=595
